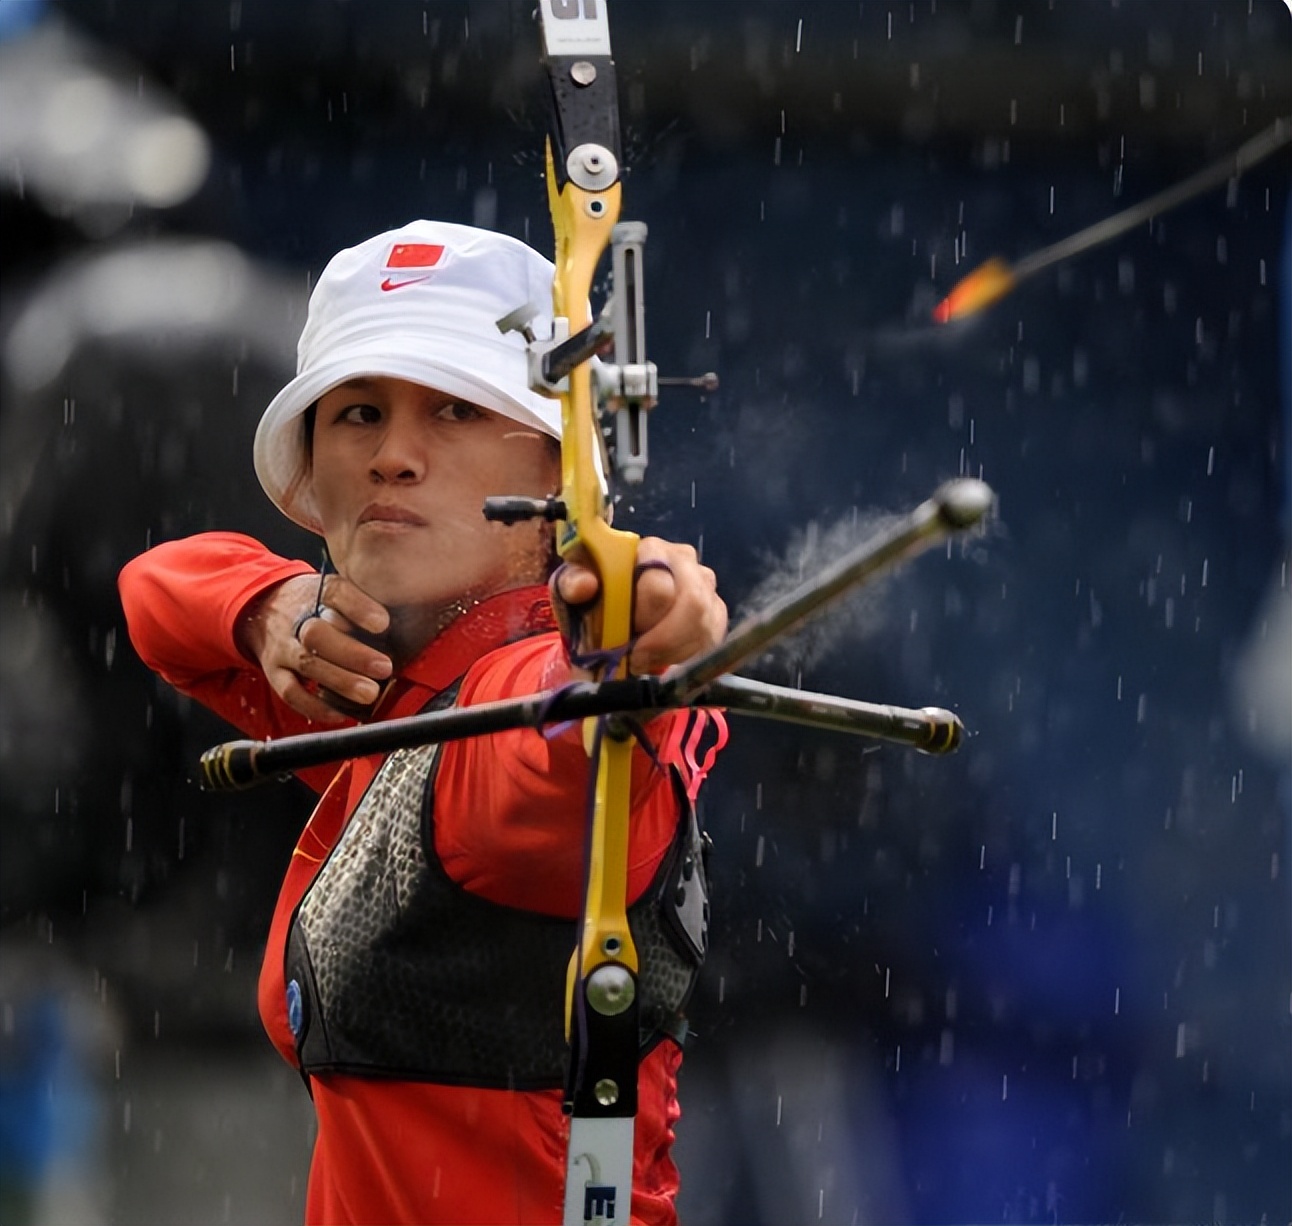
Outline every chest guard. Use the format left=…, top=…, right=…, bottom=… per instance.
left=284, top=718, right=709, bottom=1089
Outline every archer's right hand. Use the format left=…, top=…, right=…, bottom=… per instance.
left=235, top=573, right=393, bottom=724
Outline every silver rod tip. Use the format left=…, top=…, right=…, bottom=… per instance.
left=933, top=478, right=995, bottom=530
left=918, top=707, right=964, bottom=753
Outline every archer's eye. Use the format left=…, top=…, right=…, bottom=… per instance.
left=338, top=403, right=382, bottom=424
left=435, top=400, right=485, bottom=422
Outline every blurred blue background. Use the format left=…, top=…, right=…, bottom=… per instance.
left=1, top=1, right=1288, bottom=1222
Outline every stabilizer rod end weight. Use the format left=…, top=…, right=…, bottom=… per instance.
left=933, top=477, right=995, bottom=530
left=915, top=707, right=963, bottom=754
left=199, top=741, right=263, bottom=791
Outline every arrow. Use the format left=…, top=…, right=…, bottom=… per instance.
left=934, top=115, right=1291, bottom=323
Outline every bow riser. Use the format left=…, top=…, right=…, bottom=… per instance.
left=537, top=8, right=644, bottom=1217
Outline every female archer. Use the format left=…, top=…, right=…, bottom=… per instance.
left=119, top=218, right=728, bottom=1226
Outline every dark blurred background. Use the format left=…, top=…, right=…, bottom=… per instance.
left=1, top=1, right=1289, bottom=1222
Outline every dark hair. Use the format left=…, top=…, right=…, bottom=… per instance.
left=302, top=402, right=317, bottom=459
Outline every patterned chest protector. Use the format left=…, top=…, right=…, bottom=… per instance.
left=284, top=693, right=709, bottom=1089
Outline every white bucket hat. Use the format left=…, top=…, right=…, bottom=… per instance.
left=254, top=219, right=559, bottom=533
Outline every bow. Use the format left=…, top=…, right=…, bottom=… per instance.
left=522, top=5, right=642, bottom=1217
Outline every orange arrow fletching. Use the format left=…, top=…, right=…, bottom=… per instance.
left=932, top=257, right=1018, bottom=322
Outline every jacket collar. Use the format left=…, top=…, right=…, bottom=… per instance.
left=398, top=585, right=557, bottom=695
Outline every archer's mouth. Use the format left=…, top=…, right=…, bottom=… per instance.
left=358, top=503, right=428, bottom=528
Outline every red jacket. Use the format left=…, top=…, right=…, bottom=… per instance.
left=119, top=532, right=717, bottom=1226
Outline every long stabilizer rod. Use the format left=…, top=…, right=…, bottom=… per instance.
left=656, top=477, right=993, bottom=703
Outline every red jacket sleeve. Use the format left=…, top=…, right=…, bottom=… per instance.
left=118, top=533, right=336, bottom=785
left=434, top=634, right=705, bottom=917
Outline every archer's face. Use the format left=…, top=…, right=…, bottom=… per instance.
left=309, top=376, right=560, bottom=617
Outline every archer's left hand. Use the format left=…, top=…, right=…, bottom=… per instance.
left=553, top=537, right=728, bottom=675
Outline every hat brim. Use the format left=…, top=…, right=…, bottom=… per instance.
left=254, top=337, right=561, bottom=534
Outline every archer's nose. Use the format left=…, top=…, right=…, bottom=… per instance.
left=369, top=417, right=427, bottom=483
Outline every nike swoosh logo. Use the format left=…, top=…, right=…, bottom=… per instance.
left=380, top=275, right=433, bottom=291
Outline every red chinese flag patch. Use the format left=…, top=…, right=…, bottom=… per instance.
left=385, top=243, right=445, bottom=269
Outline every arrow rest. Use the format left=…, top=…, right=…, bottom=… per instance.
left=481, top=495, right=568, bottom=525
